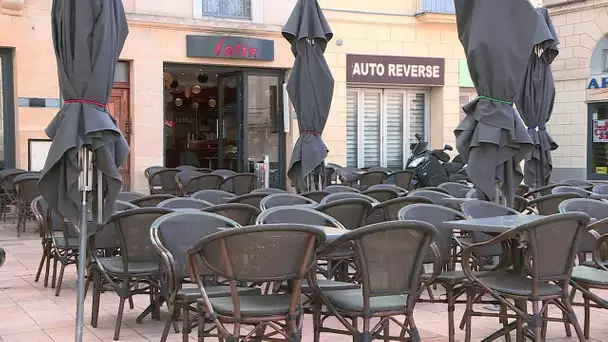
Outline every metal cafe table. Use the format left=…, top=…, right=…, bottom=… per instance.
left=443, top=214, right=546, bottom=342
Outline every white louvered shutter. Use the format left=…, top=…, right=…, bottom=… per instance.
left=385, top=91, right=405, bottom=170
left=363, top=91, right=381, bottom=167
left=346, top=91, right=359, bottom=168
left=409, top=92, right=426, bottom=143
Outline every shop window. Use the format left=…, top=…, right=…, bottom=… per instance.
left=202, top=0, right=251, bottom=19
left=590, top=103, right=608, bottom=177
left=346, top=88, right=429, bottom=170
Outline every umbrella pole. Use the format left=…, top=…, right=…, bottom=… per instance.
left=75, top=147, right=92, bottom=342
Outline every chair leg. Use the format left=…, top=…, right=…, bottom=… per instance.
left=51, top=256, right=58, bottom=288
left=312, top=294, right=322, bottom=342
left=562, top=295, right=585, bottom=342
left=532, top=301, right=541, bottom=342
left=183, top=302, right=190, bottom=342
left=464, top=289, right=474, bottom=342
left=35, top=246, right=47, bottom=282
left=91, top=269, right=101, bottom=327
left=583, top=293, right=590, bottom=340
left=44, top=248, right=52, bottom=288
left=129, top=297, right=135, bottom=309
left=55, top=263, right=65, bottom=297
left=114, top=297, right=126, bottom=340
left=383, top=317, right=390, bottom=342
left=446, top=286, right=455, bottom=342
left=500, top=305, right=511, bottom=342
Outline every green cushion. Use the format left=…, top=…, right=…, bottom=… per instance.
left=475, top=274, right=561, bottom=297
left=421, top=270, right=493, bottom=285
left=572, top=266, right=608, bottom=286
left=99, top=258, right=159, bottom=275
left=54, top=237, right=79, bottom=249
left=205, top=294, right=295, bottom=316
left=178, top=285, right=261, bottom=300
left=324, top=289, right=406, bottom=312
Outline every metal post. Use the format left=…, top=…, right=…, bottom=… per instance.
left=262, top=155, right=270, bottom=188
left=75, top=147, right=92, bottom=342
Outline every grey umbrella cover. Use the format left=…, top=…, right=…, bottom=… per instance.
left=454, top=0, right=539, bottom=205
left=283, top=0, right=334, bottom=191
left=39, top=0, right=129, bottom=224
left=515, top=7, right=559, bottom=188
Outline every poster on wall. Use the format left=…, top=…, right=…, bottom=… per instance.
left=593, top=119, right=608, bottom=142
left=28, top=139, right=52, bottom=171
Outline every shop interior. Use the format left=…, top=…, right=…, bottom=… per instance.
left=163, top=64, right=283, bottom=185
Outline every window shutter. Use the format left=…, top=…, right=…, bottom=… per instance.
left=409, top=92, right=426, bottom=143
left=346, top=91, right=358, bottom=168
left=385, top=92, right=405, bottom=170
left=363, top=91, right=381, bottom=167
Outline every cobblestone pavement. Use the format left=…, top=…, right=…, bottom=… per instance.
left=0, top=220, right=607, bottom=341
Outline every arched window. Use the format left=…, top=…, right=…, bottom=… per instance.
left=590, top=36, right=608, bottom=76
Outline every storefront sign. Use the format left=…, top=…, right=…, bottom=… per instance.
left=588, top=76, right=608, bottom=89
left=346, top=54, right=444, bottom=85
left=186, top=35, right=274, bottom=61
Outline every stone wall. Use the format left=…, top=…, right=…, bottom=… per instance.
left=545, top=0, right=608, bottom=178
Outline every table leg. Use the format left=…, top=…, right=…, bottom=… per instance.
left=136, top=296, right=166, bottom=324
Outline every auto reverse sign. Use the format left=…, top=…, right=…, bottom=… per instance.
left=347, top=54, right=445, bottom=86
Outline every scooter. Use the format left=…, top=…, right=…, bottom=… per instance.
left=443, top=154, right=469, bottom=183
left=406, top=134, right=453, bottom=188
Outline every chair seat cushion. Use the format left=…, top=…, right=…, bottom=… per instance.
left=54, top=237, right=80, bottom=249
left=469, top=274, right=561, bottom=297
left=178, top=285, right=261, bottom=300
left=421, top=270, right=493, bottom=285
left=205, top=294, right=295, bottom=316
left=579, top=260, right=608, bottom=268
left=324, top=289, right=406, bottom=312
left=99, top=258, right=159, bottom=275
left=571, top=266, right=608, bottom=286
left=281, top=279, right=359, bottom=293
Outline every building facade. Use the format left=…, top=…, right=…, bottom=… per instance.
left=0, top=0, right=475, bottom=193
left=544, top=0, right=608, bottom=181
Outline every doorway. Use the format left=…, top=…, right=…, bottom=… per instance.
left=163, top=64, right=286, bottom=188
left=0, top=49, right=15, bottom=169
left=588, top=102, right=608, bottom=180
left=107, top=61, right=131, bottom=189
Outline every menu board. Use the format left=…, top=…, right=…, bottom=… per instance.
left=28, top=139, right=51, bottom=171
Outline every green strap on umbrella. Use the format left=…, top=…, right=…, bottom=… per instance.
left=478, top=95, right=513, bottom=105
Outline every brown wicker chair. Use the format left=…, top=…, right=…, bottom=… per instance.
left=460, top=212, right=590, bottom=342
left=176, top=172, right=223, bottom=196
left=325, top=184, right=359, bottom=193
left=130, top=194, right=176, bottom=207
left=311, top=220, right=441, bottom=342
left=156, top=197, right=213, bottom=210
left=362, top=188, right=399, bottom=202
left=301, top=190, right=330, bottom=203
left=202, top=203, right=261, bottom=226
left=13, top=172, right=41, bottom=236
left=225, top=192, right=269, bottom=209
left=190, top=189, right=235, bottom=204
left=364, top=196, right=433, bottom=225
left=523, top=182, right=569, bottom=199
left=116, top=191, right=145, bottom=202
left=32, top=196, right=53, bottom=287
left=89, top=208, right=173, bottom=340
left=398, top=204, right=472, bottom=342
left=0, top=168, right=27, bottom=222
left=189, top=224, right=325, bottom=341
left=150, top=211, right=259, bottom=342
left=259, top=193, right=317, bottom=211
left=149, top=168, right=180, bottom=195
left=569, top=232, right=608, bottom=339
left=219, top=173, right=258, bottom=195
left=351, top=170, right=388, bottom=190
left=527, top=193, right=584, bottom=215
left=439, top=182, right=472, bottom=198
left=320, top=192, right=379, bottom=205
left=385, top=170, right=415, bottom=190
left=316, top=198, right=373, bottom=230
left=552, top=185, right=593, bottom=198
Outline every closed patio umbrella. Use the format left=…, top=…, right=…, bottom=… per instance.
left=515, top=7, right=559, bottom=189
left=39, top=0, right=129, bottom=339
left=454, top=0, right=539, bottom=207
left=283, top=0, right=334, bottom=192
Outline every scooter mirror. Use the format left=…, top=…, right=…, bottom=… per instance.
left=444, top=144, right=453, bottom=151
left=415, top=133, right=421, bottom=141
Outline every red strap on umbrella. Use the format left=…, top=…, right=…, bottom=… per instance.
left=301, top=131, right=320, bottom=135
left=64, top=99, right=107, bottom=108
